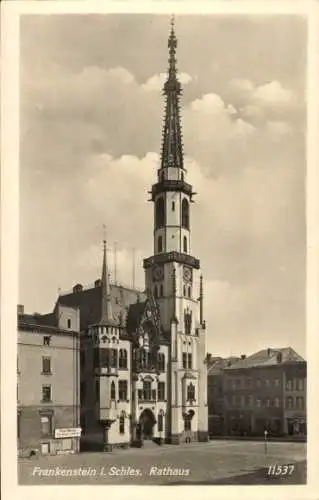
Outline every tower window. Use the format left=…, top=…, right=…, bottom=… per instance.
left=154, top=285, right=158, bottom=298
left=119, top=349, right=128, bottom=369
left=183, top=236, right=188, bottom=253
left=110, top=381, right=116, bottom=401
left=172, top=201, right=175, bottom=211
left=187, top=286, right=191, bottom=298
left=155, top=197, right=165, bottom=229
left=119, top=380, right=128, bottom=401
left=182, top=198, right=189, bottom=230
left=187, top=383, right=195, bottom=402
left=160, top=284, right=164, bottom=297
left=158, top=412, right=164, bottom=432
left=119, top=412, right=125, bottom=434
left=158, top=235, right=163, bottom=253
left=182, top=353, right=187, bottom=369
left=183, top=285, right=186, bottom=297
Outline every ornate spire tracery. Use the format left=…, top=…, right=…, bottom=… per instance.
left=160, top=15, right=184, bottom=171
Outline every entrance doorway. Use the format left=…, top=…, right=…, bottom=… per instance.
left=139, top=409, right=156, bottom=440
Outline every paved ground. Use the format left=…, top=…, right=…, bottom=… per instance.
left=18, top=440, right=306, bottom=485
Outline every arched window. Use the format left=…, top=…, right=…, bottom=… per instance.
left=119, top=349, right=127, bottom=369
left=110, top=381, right=116, bottom=400
left=183, top=236, right=188, bottom=253
left=286, top=396, right=293, bottom=409
left=160, top=284, right=164, bottom=297
left=157, top=353, right=165, bottom=372
left=154, top=285, right=158, bottom=298
left=297, top=396, right=304, bottom=410
left=187, top=286, right=191, bottom=298
left=143, top=380, right=152, bottom=401
left=119, top=412, right=125, bottom=434
left=110, top=349, right=118, bottom=368
left=181, top=172, right=184, bottom=182
left=158, top=235, right=163, bottom=253
left=172, top=201, right=175, bottom=211
left=274, top=397, right=280, bottom=407
left=187, top=383, right=195, bottom=402
left=155, top=197, right=165, bottom=229
left=286, top=379, right=293, bottom=391
left=182, top=198, right=189, bottom=229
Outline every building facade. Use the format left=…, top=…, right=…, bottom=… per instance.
left=19, top=19, right=208, bottom=453
left=208, top=348, right=306, bottom=438
left=17, top=304, right=81, bottom=457
left=74, top=19, right=208, bottom=450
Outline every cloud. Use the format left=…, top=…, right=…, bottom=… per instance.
left=19, top=16, right=306, bottom=357
left=253, top=80, right=294, bottom=106
left=142, top=71, right=193, bottom=91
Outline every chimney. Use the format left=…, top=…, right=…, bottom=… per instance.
left=241, top=354, right=246, bottom=360
left=276, top=352, right=282, bottom=364
left=94, top=279, right=102, bottom=288
left=17, top=304, right=24, bottom=316
left=73, top=283, right=83, bottom=293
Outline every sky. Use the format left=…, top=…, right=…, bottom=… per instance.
left=19, top=14, right=307, bottom=358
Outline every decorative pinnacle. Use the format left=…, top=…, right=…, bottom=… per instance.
left=100, top=233, right=117, bottom=326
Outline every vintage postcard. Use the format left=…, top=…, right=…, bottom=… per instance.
left=1, top=1, right=319, bottom=499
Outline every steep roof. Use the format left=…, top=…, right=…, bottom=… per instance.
left=226, top=347, right=305, bottom=370
left=57, top=283, right=146, bottom=331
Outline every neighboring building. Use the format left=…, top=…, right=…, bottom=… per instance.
left=219, top=347, right=306, bottom=437
left=17, top=304, right=81, bottom=456
left=207, top=356, right=239, bottom=436
left=19, top=19, right=208, bottom=453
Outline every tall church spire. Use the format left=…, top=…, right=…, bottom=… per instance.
left=100, top=239, right=117, bottom=326
left=161, top=15, right=184, bottom=171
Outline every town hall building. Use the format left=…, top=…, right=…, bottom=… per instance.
left=17, top=18, right=209, bottom=454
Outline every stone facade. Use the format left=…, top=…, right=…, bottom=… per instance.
left=17, top=308, right=81, bottom=456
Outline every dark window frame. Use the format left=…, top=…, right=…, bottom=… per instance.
left=41, top=384, right=52, bottom=402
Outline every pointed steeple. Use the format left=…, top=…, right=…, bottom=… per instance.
left=161, top=15, right=184, bottom=171
left=100, top=239, right=117, bottom=326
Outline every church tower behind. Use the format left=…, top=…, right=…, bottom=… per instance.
left=143, top=17, right=208, bottom=443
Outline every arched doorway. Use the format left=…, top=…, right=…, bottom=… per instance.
left=139, top=409, right=156, bottom=440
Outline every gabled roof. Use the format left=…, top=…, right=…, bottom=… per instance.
left=226, top=347, right=305, bottom=370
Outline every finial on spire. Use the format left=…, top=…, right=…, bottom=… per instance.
left=170, top=14, right=175, bottom=30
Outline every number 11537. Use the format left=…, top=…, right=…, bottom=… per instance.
left=267, top=464, right=295, bottom=476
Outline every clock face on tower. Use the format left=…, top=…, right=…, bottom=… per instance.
left=183, top=266, right=192, bottom=283
left=152, top=265, right=164, bottom=281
